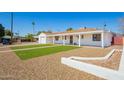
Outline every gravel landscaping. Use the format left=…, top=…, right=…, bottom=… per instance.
left=75, top=51, right=122, bottom=70
left=0, top=45, right=122, bottom=80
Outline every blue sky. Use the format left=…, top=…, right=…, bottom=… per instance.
left=0, top=12, right=124, bottom=36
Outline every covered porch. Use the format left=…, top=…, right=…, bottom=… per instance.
left=47, top=31, right=105, bottom=48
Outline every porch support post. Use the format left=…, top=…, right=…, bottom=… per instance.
left=101, top=32, right=104, bottom=48
left=38, top=36, right=41, bottom=44
left=63, top=36, right=65, bottom=45
left=53, top=36, right=55, bottom=44
left=78, top=34, right=81, bottom=47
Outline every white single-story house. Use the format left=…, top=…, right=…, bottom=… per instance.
left=38, top=28, right=113, bottom=48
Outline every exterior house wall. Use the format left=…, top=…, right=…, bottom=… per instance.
left=73, top=34, right=101, bottom=46
left=46, top=37, right=53, bottom=43
left=103, top=32, right=113, bottom=46
left=54, top=36, right=63, bottom=44
left=73, top=35, right=79, bottom=45
left=39, top=31, right=113, bottom=47
left=80, top=34, right=101, bottom=46
left=38, top=33, right=47, bottom=44
left=54, top=36, right=70, bottom=44
left=70, top=33, right=112, bottom=47
left=64, top=36, right=70, bottom=44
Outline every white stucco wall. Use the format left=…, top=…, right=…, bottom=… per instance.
left=64, top=36, right=70, bottom=44
left=54, top=36, right=63, bottom=44
left=73, top=34, right=102, bottom=46
left=81, top=34, right=101, bottom=46
left=73, top=32, right=113, bottom=47
left=38, top=33, right=47, bottom=44
left=103, top=32, right=113, bottom=46
left=54, top=36, right=70, bottom=44
left=46, top=37, right=53, bottom=43
left=39, top=31, right=113, bottom=47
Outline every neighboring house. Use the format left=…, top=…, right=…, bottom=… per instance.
left=38, top=28, right=113, bottom=48
left=33, top=36, right=39, bottom=42
left=2, top=35, right=11, bottom=44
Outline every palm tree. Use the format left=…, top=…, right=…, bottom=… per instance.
left=32, top=21, right=35, bottom=34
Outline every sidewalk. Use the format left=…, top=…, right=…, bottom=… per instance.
left=0, top=45, right=61, bottom=53
left=0, top=42, right=38, bottom=48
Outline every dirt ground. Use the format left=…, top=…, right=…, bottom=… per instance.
left=77, top=51, right=122, bottom=70
left=0, top=45, right=123, bottom=80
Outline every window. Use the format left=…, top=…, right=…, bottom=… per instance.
left=65, top=36, right=67, bottom=40
left=81, top=35, right=84, bottom=39
left=55, top=36, right=59, bottom=41
left=92, top=34, right=101, bottom=41
left=76, top=35, right=79, bottom=38
left=76, top=35, right=83, bottom=39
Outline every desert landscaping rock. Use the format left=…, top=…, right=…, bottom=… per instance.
left=0, top=45, right=122, bottom=80
left=76, top=51, right=122, bottom=70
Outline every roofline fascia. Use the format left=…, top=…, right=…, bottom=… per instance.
left=46, top=30, right=104, bottom=37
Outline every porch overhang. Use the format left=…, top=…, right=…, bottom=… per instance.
left=46, top=30, right=104, bottom=37
left=44, top=30, right=105, bottom=48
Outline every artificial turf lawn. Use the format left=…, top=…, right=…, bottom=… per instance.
left=11, top=44, right=54, bottom=50
left=13, top=45, right=79, bottom=60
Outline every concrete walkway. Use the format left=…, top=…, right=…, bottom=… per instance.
left=61, top=46, right=124, bottom=80
left=61, top=57, right=124, bottom=80
left=0, top=42, right=38, bottom=48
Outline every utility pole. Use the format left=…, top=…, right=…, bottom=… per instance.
left=11, top=12, right=13, bottom=42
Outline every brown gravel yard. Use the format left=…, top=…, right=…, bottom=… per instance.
left=0, top=45, right=122, bottom=80
left=76, top=51, right=122, bottom=70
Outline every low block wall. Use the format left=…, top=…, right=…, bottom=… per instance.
left=61, top=57, right=124, bottom=80
left=113, top=36, right=123, bottom=45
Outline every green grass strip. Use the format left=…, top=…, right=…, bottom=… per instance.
left=14, top=45, right=79, bottom=60
left=11, top=44, right=54, bottom=50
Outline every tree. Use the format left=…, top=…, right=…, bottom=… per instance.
left=25, top=33, right=34, bottom=42
left=47, top=30, right=52, bottom=33
left=0, top=24, right=5, bottom=42
left=5, top=29, right=13, bottom=36
left=66, top=27, right=73, bottom=32
left=36, top=30, right=52, bottom=35
left=36, top=31, right=45, bottom=35
left=15, top=32, right=19, bottom=36
left=119, top=18, right=124, bottom=35
left=0, top=24, right=5, bottom=37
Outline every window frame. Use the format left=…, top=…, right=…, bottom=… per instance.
left=81, top=35, right=84, bottom=39
left=92, top=34, right=101, bottom=41
left=65, top=36, right=67, bottom=40
left=55, top=36, right=59, bottom=41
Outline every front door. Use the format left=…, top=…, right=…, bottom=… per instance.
left=70, top=35, right=73, bottom=44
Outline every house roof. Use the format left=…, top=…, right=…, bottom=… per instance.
left=2, top=35, right=11, bottom=39
left=33, top=36, right=39, bottom=38
left=41, top=28, right=99, bottom=35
